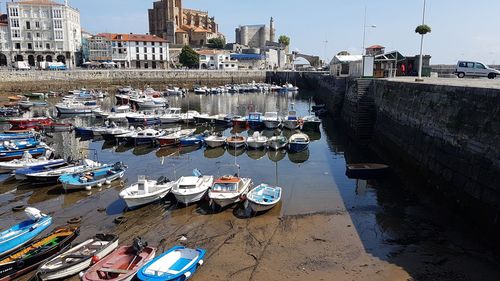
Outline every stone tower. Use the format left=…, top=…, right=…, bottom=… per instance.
left=270, top=17, right=275, bottom=42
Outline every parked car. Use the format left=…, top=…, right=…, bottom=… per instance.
left=455, top=61, right=500, bottom=79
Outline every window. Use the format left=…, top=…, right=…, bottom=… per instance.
left=9, top=8, right=19, bottom=17
left=36, top=32, right=40, bottom=38
left=152, top=48, right=155, bottom=53
left=466, top=62, right=474, bottom=68
left=53, top=9, right=62, bottom=18
left=152, top=54, right=155, bottom=61
left=136, top=61, right=141, bottom=69
left=27, top=32, right=32, bottom=39
left=27, top=43, right=32, bottom=50
left=144, top=47, right=147, bottom=53
left=12, top=30, right=20, bottom=38
left=144, top=54, right=148, bottom=60
left=26, top=21, right=31, bottom=29
left=136, top=47, right=139, bottom=53
left=144, top=62, right=148, bottom=69
left=136, top=54, right=140, bottom=61
left=11, top=19, right=19, bottom=28
left=160, top=47, right=163, bottom=53
left=152, top=61, right=157, bottom=69
left=54, top=20, right=62, bottom=29
left=46, top=43, right=50, bottom=49
left=475, top=63, right=486, bottom=69
left=160, top=54, right=163, bottom=61
left=152, top=42, right=155, bottom=46
left=15, top=43, right=21, bottom=49
left=55, top=30, right=63, bottom=40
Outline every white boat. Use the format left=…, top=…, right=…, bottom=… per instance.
left=36, top=234, right=119, bottom=281
left=159, top=108, right=182, bottom=124
left=204, top=134, right=226, bottom=148
left=209, top=175, right=252, bottom=208
left=267, top=135, right=288, bottom=150
left=281, top=83, right=299, bottom=92
left=288, top=133, right=310, bottom=153
left=132, top=96, right=167, bottom=109
left=92, top=108, right=109, bottom=119
left=171, top=169, right=214, bottom=205
left=156, top=128, right=196, bottom=147
left=226, top=135, right=246, bottom=148
left=119, top=175, right=175, bottom=209
left=165, top=87, right=183, bottom=96
left=283, top=111, right=300, bottom=130
left=194, top=86, right=208, bottom=95
left=263, top=112, right=281, bottom=129
left=132, top=128, right=165, bottom=145
left=180, top=110, right=200, bottom=124
left=246, top=132, right=268, bottom=149
left=247, top=183, right=282, bottom=212
left=0, top=151, right=55, bottom=173
left=55, top=101, right=99, bottom=114
left=24, top=160, right=103, bottom=185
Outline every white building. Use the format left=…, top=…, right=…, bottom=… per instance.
left=329, top=55, right=363, bottom=77
left=0, top=15, right=10, bottom=67
left=4, top=0, right=82, bottom=69
left=89, top=33, right=169, bottom=69
left=198, top=49, right=238, bottom=71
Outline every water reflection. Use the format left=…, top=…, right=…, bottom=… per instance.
left=203, top=147, right=225, bottom=159
left=268, top=150, right=286, bottom=162
left=288, top=149, right=310, bottom=164
left=246, top=149, right=266, bottom=160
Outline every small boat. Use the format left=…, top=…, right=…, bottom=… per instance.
left=301, top=115, right=321, bottom=131
left=179, top=134, right=204, bottom=147
left=0, top=139, right=39, bottom=151
left=179, top=111, right=200, bottom=124
left=247, top=112, right=263, bottom=129
left=41, top=123, right=73, bottom=133
left=59, top=162, right=126, bottom=191
left=345, top=163, right=390, bottom=179
left=246, top=132, right=268, bottom=150
left=74, top=127, right=95, bottom=137
left=101, top=127, right=133, bottom=142
left=120, top=175, right=175, bottom=209
left=157, top=129, right=196, bottom=147
left=247, top=184, right=282, bottom=213
left=171, top=169, right=214, bottom=205
left=24, top=92, right=46, bottom=99
left=283, top=111, right=300, bottom=130
left=36, top=234, right=119, bottom=281
left=204, top=134, right=226, bottom=148
left=126, top=113, right=161, bottom=126
left=0, top=132, right=37, bottom=141
left=193, top=114, right=215, bottom=125
left=0, top=208, right=52, bottom=257
left=132, top=129, right=165, bottom=146
left=263, top=112, right=281, bottom=129
left=0, top=147, right=46, bottom=162
left=209, top=175, right=252, bottom=208
left=0, top=225, right=79, bottom=281
left=193, top=86, right=208, bottom=95
left=267, top=136, right=288, bottom=150
left=133, top=96, right=168, bottom=109
left=288, top=133, right=310, bottom=153
left=14, top=159, right=67, bottom=180
left=231, top=116, right=247, bottom=128
left=25, top=159, right=102, bottom=185
left=159, top=108, right=182, bottom=124
left=165, top=87, right=183, bottom=96
left=55, top=101, right=99, bottom=115
left=82, top=238, right=156, bottom=281
left=226, top=135, right=246, bottom=148
left=137, top=246, right=206, bottom=281
left=8, top=117, right=52, bottom=131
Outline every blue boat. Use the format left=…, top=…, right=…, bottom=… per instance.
left=180, top=134, right=204, bottom=147
left=247, top=112, right=264, bottom=129
left=0, top=147, right=46, bottom=162
left=59, top=162, right=127, bottom=191
left=74, top=127, right=94, bottom=137
left=0, top=139, right=40, bottom=151
left=288, top=133, right=310, bottom=153
left=137, top=246, right=206, bottom=281
left=0, top=132, right=37, bottom=142
left=0, top=208, right=52, bottom=257
left=14, top=159, right=67, bottom=180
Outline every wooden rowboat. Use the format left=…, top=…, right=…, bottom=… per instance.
left=346, top=163, right=390, bottom=179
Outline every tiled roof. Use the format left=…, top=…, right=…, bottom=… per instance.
left=366, top=44, right=385, bottom=49
left=197, top=49, right=227, bottom=55
left=176, top=28, right=187, bottom=33
left=96, top=33, right=167, bottom=43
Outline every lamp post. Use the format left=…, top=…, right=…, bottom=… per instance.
left=417, top=0, right=427, bottom=80
left=362, top=6, right=377, bottom=55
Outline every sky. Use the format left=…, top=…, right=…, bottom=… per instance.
left=6, top=0, right=499, bottom=65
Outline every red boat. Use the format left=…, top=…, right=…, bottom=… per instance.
left=82, top=238, right=155, bottom=281
left=9, top=117, right=53, bottom=131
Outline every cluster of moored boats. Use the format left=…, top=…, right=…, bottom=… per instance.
left=0, top=208, right=206, bottom=281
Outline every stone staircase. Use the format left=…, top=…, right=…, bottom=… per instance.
left=341, top=78, right=376, bottom=143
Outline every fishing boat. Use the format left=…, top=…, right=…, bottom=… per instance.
left=0, top=147, right=46, bottom=162
left=132, top=129, right=165, bottom=145
left=345, top=163, right=390, bottom=179
left=179, top=134, right=204, bottom=147
left=120, top=175, right=175, bottom=209
left=288, top=133, right=310, bottom=153
left=246, top=132, right=268, bottom=150
left=82, top=238, right=156, bottom=281
left=0, top=208, right=52, bottom=257
left=247, top=184, right=282, bottom=213
left=156, top=129, right=196, bottom=147
left=137, top=246, right=205, bottom=281
left=0, top=225, right=79, bottom=281
left=36, top=234, right=119, bottom=281
left=267, top=136, right=288, bottom=150
left=159, top=108, right=182, bottom=124
left=0, top=108, right=20, bottom=118
left=204, top=134, right=226, bottom=148
left=301, top=115, right=321, bottom=131
left=14, top=159, right=67, bottom=180
left=25, top=159, right=102, bottom=185
left=283, top=111, right=300, bottom=130
left=225, top=135, right=246, bottom=148
left=263, top=112, right=281, bottom=129
left=59, top=162, right=126, bottom=191
left=247, top=112, right=264, bottom=129
left=208, top=175, right=252, bottom=208
left=171, top=169, right=214, bottom=205
left=55, top=101, right=99, bottom=115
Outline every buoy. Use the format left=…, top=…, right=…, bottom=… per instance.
left=105, top=180, right=111, bottom=185
left=85, top=185, right=92, bottom=191
left=67, top=217, right=82, bottom=224
left=91, top=255, right=100, bottom=264
left=97, top=207, right=106, bottom=213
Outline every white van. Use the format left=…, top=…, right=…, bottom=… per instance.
left=455, top=61, right=499, bottom=79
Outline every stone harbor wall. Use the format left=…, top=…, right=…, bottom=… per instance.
left=0, top=70, right=266, bottom=94
left=372, top=79, right=500, bottom=227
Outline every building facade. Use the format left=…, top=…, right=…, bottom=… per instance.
left=89, top=33, right=169, bottom=69
left=0, top=14, right=9, bottom=67
left=198, top=49, right=237, bottom=70
left=3, top=0, right=82, bottom=69
left=148, top=0, right=223, bottom=47
left=235, top=18, right=275, bottom=49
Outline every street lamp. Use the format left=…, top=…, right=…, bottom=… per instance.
left=417, top=0, right=427, bottom=80
left=362, top=6, right=377, bottom=55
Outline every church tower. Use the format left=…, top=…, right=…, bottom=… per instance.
left=270, top=17, right=275, bottom=42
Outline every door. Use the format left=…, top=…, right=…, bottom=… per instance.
left=474, top=62, right=488, bottom=77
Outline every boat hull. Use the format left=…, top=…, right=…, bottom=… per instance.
left=246, top=141, right=266, bottom=150
left=264, top=120, right=280, bottom=129
left=172, top=190, right=207, bottom=205
left=205, top=140, right=225, bottom=148
left=61, top=170, right=125, bottom=191
left=248, top=201, right=277, bottom=212
left=0, top=216, right=52, bottom=257
left=0, top=148, right=45, bottom=162
left=122, top=190, right=171, bottom=209
left=288, top=143, right=309, bottom=153
left=283, top=120, right=299, bottom=130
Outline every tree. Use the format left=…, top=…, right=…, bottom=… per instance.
left=207, top=37, right=226, bottom=49
left=415, top=24, right=431, bottom=35
left=179, top=46, right=199, bottom=69
left=278, top=35, right=290, bottom=47
left=337, top=51, right=351, bottom=56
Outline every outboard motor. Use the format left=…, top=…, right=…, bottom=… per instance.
left=132, top=237, right=147, bottom=255
left=25, top=207, right=44, bottom=221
